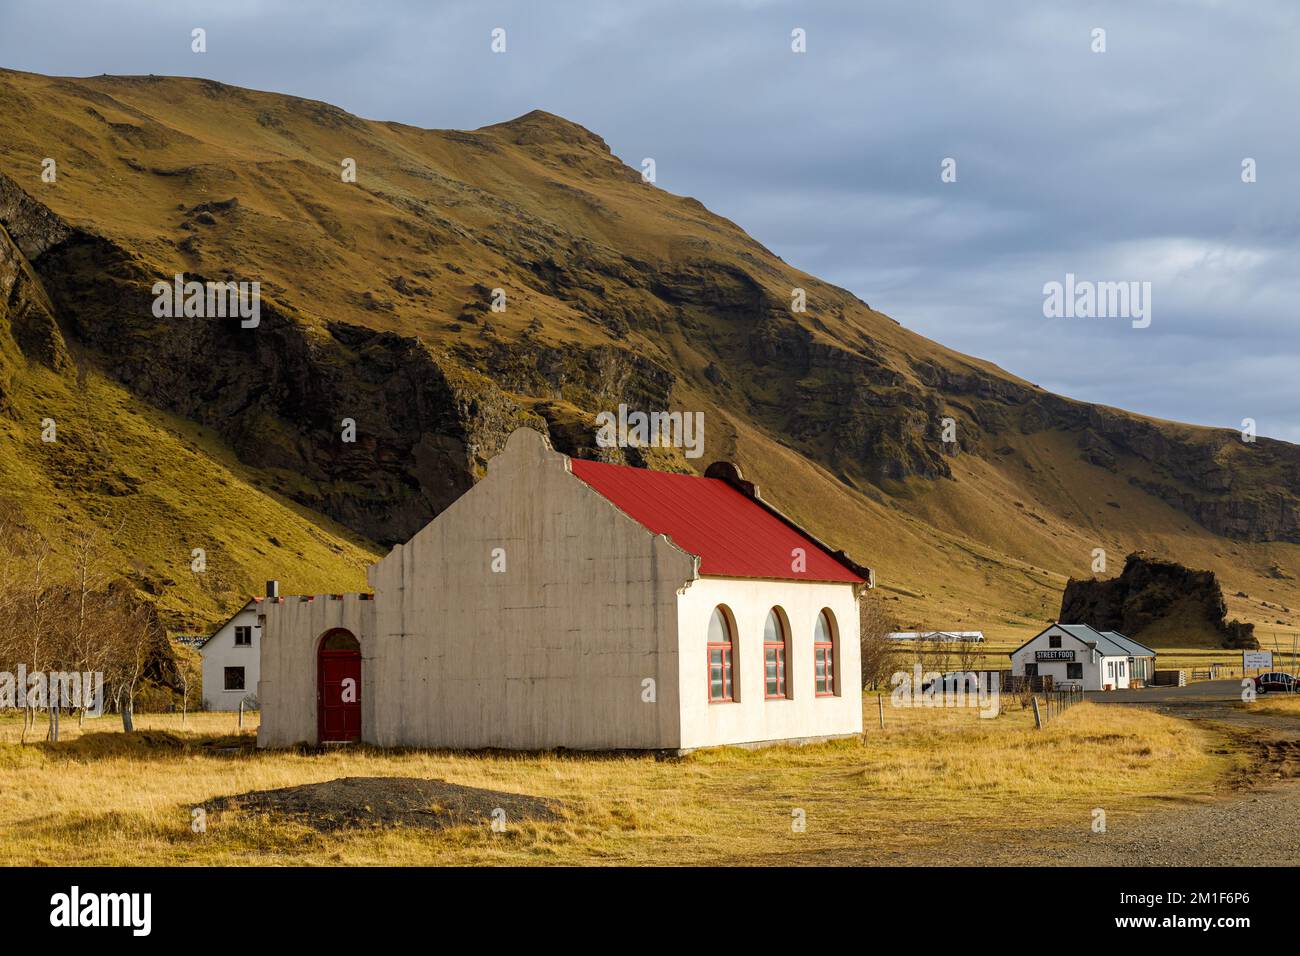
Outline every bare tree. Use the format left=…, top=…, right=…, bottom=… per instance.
left=931, top=638, right=954, bottom=677
left=956, top=635, right=981, bottom=673
left=102, top=590, right=159, bottom=733
left=859, top=590, right=900, bottom=691
left=67, top=525, right=117, bottom=727
left=20, top=532, right=52, bottom=743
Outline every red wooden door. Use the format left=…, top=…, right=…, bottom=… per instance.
left=317, top=634, right=361, bottom=743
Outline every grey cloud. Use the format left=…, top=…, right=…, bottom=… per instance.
left=0, top=0, right=1295, bottom=441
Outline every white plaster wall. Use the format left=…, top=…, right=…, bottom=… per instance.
left=200, top=605, right=259, bottom=711
left=256, top=595, right=375, bottom=748
left=366, top=428, right=696, bottom=750
left=676, top=576, right=863, bottom=750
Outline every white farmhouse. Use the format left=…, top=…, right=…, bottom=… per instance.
left=257, top=428, right=871, bottom=751
left=199, top=585, right=277, bottom=710
left=1009, top=623, right=1156, bottom=691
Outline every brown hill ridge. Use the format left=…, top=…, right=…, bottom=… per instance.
left=0, top=67, right=1297, bottom=635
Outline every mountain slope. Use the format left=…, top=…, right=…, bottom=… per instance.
left=0, top=68, right=1297, bottom=640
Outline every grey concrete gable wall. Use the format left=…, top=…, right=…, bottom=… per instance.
left=257, top=595, right=375, bottom=748
left=368, top=428, right=696, bottom=749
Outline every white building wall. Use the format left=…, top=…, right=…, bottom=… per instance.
left=365, top=428, right=695, bottom=750
left=200, top=604, right=260, bottom=711
left=677, top=577, right=863, bottom=750
left=256, top=595, right=375, bottom=748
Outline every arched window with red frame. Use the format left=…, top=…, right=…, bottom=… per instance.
left=814, top=608, right=837, bottom=697
left=764, top=607, right=790, bottom=699
left=708, top=606, right=736, bottom=702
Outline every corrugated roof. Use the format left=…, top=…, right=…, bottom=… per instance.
left=1056, top=624, right=1133, bottom=657
left=1102, top=630, right=1157, bottom=658
left=568, top=458, right=865, bottom=584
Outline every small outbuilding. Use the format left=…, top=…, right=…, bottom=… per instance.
left=257, top=429, right=871, bottom=752
left=1009, top=623, right=1156, bottom=690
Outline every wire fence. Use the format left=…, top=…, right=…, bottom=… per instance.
left=1032, top=686, right=1084, bottom=728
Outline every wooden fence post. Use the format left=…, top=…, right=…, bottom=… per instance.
left=1032, top=696, right=1042, bottom=729
left=877, top=694, right=885, bottom=730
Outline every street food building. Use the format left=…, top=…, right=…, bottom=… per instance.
left=1009, top=623, right=1156, bottom=690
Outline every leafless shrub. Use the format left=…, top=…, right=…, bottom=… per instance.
left=859, top=589, right=900, bottom=691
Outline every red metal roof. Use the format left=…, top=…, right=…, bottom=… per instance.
left=569, top=458, right=865, bottom=584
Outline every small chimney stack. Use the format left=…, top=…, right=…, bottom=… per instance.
left=266, top=580, right=280, bottom=599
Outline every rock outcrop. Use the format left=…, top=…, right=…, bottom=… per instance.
left=1060, top=553, right=1258, bottom=649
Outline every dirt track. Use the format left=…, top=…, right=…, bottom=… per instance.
left=926, top=681, right=1300, bottom=866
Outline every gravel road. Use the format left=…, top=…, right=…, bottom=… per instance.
left=899, top=681, right=1300, bottom=866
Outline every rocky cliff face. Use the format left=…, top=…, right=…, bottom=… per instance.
left=0, top=179, right=72, bottom=382
left=1061, top=553, right=1257, bottom=649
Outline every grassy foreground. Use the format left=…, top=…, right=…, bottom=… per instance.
left=0, top=698, right=1224, bottom=866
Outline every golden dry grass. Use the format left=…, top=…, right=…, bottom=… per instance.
left=1243, top=694, right=1300, bottom=717
left=0, top=698, right=1224, bottom=866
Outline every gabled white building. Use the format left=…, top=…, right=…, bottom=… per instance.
left=200, top=584, right=277, bottom=710
left=1009, top=623, right=1156, bottom=691
left=257, top=428, right=871, bottom=751
left=888, top=630, right=984, bottom=643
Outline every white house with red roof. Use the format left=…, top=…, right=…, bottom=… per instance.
left=257, top=428, right=870, bottom=751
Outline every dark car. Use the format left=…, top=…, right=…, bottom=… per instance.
left=1252, top=672, right=1300, bottom=694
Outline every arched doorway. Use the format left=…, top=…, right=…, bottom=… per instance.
left=317, top=629, right=361, bottom=743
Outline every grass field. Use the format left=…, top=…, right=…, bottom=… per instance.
left=0, top=696, right=1228, bottom=866
left=1244, top=695, right=1300, bottom=718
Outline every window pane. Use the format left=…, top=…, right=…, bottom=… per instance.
left=764, top=609, right=783, bottom=644
left=709, top=607, right=731, bottom=645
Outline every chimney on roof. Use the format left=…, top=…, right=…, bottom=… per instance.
left=704, top=461, right=759, bottom=499
left=266, top=580, right=280, bottom=599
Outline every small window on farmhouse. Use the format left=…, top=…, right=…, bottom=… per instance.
left=234, top=626, right=252, bottom=646
left=1049, top=634, right=1061, bottom=649
left=764, top=608, right=790, bottom=700
left=1067, top=663, right=1083, bottom=680
left=814, top=609, right=837, bottom=697
left=1107, top=661, right=1115, bottom=678
left=708, top=606, right=736, bottom=703
left=224, top=666, right=245, bottom=691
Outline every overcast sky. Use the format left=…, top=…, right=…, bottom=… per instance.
left=2, top=0, right=1296, bottom=441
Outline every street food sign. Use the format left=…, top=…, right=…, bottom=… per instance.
left=1035, top=649, right=1075, bottom=661
left=1243, top=651, right=1273, bottom=670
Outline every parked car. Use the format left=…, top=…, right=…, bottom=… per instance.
left=1252, top=672, right=1300, bottom=694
